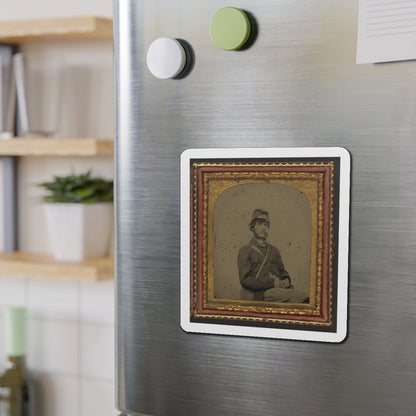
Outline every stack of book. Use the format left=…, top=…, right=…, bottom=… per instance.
left=0, top=44, right=16, bottom=139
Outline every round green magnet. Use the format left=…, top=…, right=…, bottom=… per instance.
left=210, top=7, right=251, bottom=51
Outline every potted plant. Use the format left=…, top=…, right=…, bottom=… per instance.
left=39, top=171, right=113, bottom=262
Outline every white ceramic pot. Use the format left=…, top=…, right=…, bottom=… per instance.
left=43, top=202, right=113, bottom=262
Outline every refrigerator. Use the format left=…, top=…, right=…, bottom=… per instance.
left=114, top=1, right=416, bottom=415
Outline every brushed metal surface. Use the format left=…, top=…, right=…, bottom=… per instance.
left=115, top=0, right=416, bottom=415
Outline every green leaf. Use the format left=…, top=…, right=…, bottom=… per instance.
left=43, top=195, right=69, bottom=203
left=39, top=171, right=113, bottom=204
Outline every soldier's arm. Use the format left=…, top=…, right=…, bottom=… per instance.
left=271, top=247, right=291, bottom=283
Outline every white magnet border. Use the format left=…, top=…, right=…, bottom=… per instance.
left=180, top=147, right=350, bottom=343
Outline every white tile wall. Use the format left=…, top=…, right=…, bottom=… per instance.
left=28, top=279, right=78, bottom=320
left=0, top=278, right=116, bottom=416
left=80, top=280, right=115, bottom=325
left=27, top=318, right=79, bottom=375
left=0, top=276, right=27, bottom=309
left=80, top=324, right=115, bottom=381
left=80, top=379, right=116, bottom=416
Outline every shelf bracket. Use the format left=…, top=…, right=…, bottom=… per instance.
left=1, top=155, right=18, bottom=252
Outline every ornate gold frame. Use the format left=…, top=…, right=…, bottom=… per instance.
left=190, top=159, right=338, bottom=331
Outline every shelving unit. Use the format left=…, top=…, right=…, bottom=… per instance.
left=0, top=17, right=113, bottom=44
left=0, top=17, right=114, bottom=281
left=0, top=137, right=113, bottom=156
left=0, top=252, right=113, bottom=282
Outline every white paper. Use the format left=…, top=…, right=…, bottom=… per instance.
left=357, top=0, right=416, bottom=63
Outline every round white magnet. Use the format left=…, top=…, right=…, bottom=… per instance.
left=146, top=37, right=187, bottom=80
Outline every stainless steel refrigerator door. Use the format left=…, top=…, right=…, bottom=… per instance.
left=114, top=1, right=416, bottom=415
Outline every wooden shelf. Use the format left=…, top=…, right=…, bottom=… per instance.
left=0, top=17, right=112, bottom=44
left=0, top=252, right=113, bottom=282
left=0, top=137, right=113, bottom=156
left=0, top=18, right=114, bottom=283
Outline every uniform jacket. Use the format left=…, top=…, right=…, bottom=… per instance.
left=237, top=238, right=290, bottom=300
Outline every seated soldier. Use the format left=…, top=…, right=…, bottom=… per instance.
left=237, top=208, right=308, bottom=303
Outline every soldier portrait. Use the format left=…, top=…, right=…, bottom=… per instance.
left=182, top=148, right=350, bottom=341
left=212, top=184, right=311, bottom=304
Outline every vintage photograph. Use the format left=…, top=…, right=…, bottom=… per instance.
left=214, top=188, right=311, bottom=304
left=181, top=148, right=350, bottom=341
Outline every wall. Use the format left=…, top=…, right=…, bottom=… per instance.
left=0, top=1, right=116, bottom=416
